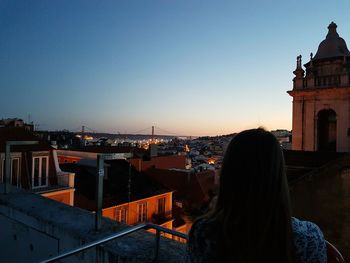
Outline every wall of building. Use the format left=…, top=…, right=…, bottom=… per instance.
left=290, top=155, right=350, bottom=261
left=102, top=192, right=177, bottom=241
left=172, top=224, right=187, bottom=243
left=0, top=193, right=96, bottom=263
left=102, top=192, right=173, bottom=227
left=0, top=214, right=59, bottom=262
left=292, top=98, right=303, bottom=151
left=292, top=92, right=350, bottom=152
left=41, top=188, right=74, bottom=206
left=57, top=150, right=132, bottom=162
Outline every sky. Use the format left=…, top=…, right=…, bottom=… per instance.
left=1, top=0, right=350, bottom=136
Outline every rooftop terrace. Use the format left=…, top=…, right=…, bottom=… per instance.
left=0, top=189, right=186, bottom=262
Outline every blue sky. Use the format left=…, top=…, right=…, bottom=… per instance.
left=1, top=0, right=349, bottom=136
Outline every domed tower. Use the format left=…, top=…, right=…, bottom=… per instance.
left=288, top=22, right=350, bottom=152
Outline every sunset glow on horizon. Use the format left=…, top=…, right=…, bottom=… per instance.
left=1, top=1, right=350, bottom=136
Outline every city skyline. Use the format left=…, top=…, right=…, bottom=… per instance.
left=1, top=1, right=350, bottom=136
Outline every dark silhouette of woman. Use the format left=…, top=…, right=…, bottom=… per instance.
left=187, top=128, right=326, bottom=262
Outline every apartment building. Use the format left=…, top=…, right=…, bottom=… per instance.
left=0, top=127, right=75, bottom=205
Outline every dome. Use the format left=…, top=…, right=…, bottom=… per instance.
left=313, top=22, right=350, bottom=60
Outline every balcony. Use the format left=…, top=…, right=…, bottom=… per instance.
left=31, top=171, right=74, bottom=193
left=30, top=171, right=75, bottom=206
left=151, top=211, right=173, bottom=225
left=57, top=171, right=75, bottom=188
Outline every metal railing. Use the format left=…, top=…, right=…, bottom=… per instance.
left=40, top=223, right=188, bottom=263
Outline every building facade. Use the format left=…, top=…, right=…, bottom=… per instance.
left=288, top=22, right=350, bottom=152
left=60, top=158, right=188, bottom=241
left=102, top=192, right=174, bottom=233
left=0, top=127, right=75, bottom=205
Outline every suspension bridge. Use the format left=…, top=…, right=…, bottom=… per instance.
left=69, top=125, right=192, bottom=140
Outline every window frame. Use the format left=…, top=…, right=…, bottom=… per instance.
left=115, top=207, right=128, bottom=224
left=137, top=202, right=148, bottom=223
left=32, top=156, right=49, bottom=189
left=157, top=197, right=166, bottom=215
left=1, top=153, right=21, bottom=187
left=10, top=157, right=21, bottom=187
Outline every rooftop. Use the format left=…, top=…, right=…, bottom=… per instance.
left=284, top=149, right=345, bottom=184
left=67, top=146, right=148, bottom=154
left=0, top=189, right=186, bottom=262
left=146, top=168, right=216, bottom=208
left=61, top=160, right=171, bottom=210
left=0, top=127, right=52, bottom=152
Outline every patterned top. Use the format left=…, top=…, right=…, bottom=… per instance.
left=187, top=217, right=327, bottom=263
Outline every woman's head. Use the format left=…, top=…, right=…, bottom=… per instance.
left=217, top=128, right=289, bottom=212
left=211, top=128, right=294, bottom=262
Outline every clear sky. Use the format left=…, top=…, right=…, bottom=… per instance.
left=1, top=0, right=349, bottom=136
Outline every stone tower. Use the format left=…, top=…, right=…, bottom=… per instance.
left=288, top=22, right=350, bottom=152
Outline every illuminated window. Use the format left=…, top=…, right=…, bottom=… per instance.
left=115, top=207, right=127, bottom=224
left=32, top=156, right=49, bottom=188
left=157, top=197, right=166, bottom=215
left=137, top=202, right=147, bottom=223
left=174, top=200, right=183, bottom=208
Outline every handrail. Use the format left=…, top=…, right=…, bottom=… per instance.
left=40, top=223, right=188, bottom=263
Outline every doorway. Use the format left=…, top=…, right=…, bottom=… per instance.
left=317, top=109, right=336, bottom=151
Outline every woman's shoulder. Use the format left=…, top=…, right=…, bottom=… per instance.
left=187, top=217, right=220, bottom=263
left=190, top=217, right=219, bottom=238
left=292, top=217, right=327, bottom=263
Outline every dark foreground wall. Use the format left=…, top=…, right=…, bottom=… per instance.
left=290, top=155, right=350, bottom=261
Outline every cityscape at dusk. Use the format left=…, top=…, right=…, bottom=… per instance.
left=2, top=1, right=350, bottom=262
left=1, top=1, right=349, bottom=136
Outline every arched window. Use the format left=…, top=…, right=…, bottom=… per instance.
left=317, top=109, right=336, bottom=151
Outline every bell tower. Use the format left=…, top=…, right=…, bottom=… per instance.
left=288, top=22, right=350, bottom=152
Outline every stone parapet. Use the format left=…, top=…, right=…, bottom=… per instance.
left=0, top=192, right=186, bottom=262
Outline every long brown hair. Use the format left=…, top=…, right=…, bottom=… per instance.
left=203, top=128, right=294, bottom=262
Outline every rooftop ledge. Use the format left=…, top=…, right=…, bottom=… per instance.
left=287, top=85, right=350, bottom=97
left=0, top=191, right=186, bottom=262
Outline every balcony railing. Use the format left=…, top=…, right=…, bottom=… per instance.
left=40, top=223, right=188, bottom=263
left=19, top=220, right=350, bottom=263
left=30, top=171, right=74, bottom=194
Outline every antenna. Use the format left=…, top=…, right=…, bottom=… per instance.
left=128, top=162, right=131, bottom=203
left=151, top=126, right=154, bottom=143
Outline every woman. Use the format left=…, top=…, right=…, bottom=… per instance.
left=187, top=128, right=326, bottom=263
